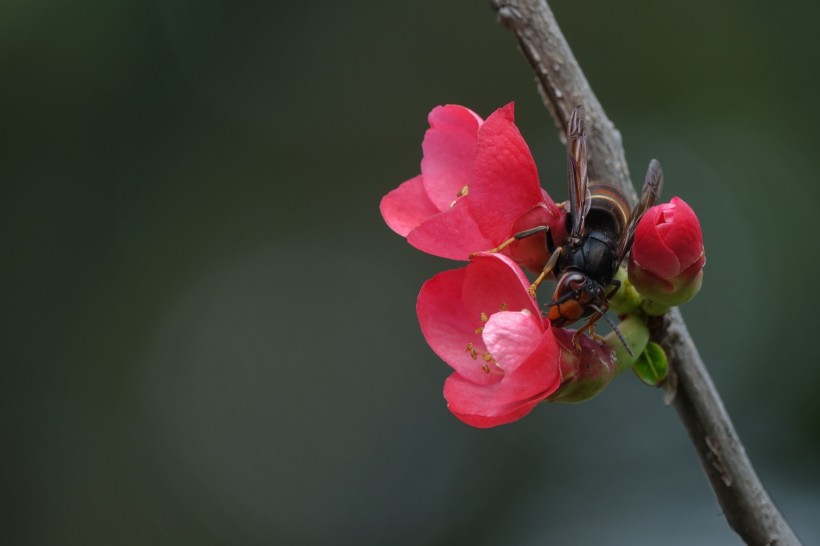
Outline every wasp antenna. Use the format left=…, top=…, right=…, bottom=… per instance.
left=591, top=305, right=633, bottom=357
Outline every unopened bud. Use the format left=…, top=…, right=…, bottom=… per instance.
left=547, top=329, right=616, bottom=404
left=628, top=197, right=705, bottom=307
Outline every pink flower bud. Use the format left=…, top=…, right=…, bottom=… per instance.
left=547, top=329, right=617, bottom=403
left=628, top=197, right=705, bottom=306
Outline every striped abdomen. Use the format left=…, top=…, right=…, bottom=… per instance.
left=585, top=184, right=630, bottom=236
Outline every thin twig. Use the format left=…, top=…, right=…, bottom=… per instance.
left=489, top=0, right=801, bottom=544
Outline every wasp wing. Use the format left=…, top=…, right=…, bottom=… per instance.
left=617, top=159, right=664, bottom=260
left=567, top=105, right=590, bottom=238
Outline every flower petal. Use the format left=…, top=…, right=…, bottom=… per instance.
left=482, top=310, right=542, bottom=374
left=380, top=175, right=440, bottom=237
left=627, top=263, right=675, bottom=295
left=631, top=205, right=682, bottom=278
left=467, top=103, right=547, bottom=244
left=461, top=253, right=540, bottom=321
left=406, top=199, right=495, bottom=260
left=443, top=373, right=541, bottom=428
left=443, top=326, right=561, bottom=428
left=656, top=197, right=704, bottom=270
left=421, top=105, right=483, bottom=210
left=416, top=267, right=497, bottom=386
left=505, top=203, right=566, bottom=272
left=488, top=323, right=560, bottom=406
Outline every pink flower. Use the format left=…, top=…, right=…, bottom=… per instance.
left=628, top=197, right=705, bottom=306
left=416, top=253, right=562, bottom=427
left=380, top=103, right=567, bottom=270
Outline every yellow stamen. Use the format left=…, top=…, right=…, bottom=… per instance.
left=465, top=343, right=479, bottom=360
left=482, top=361, right=504, bottom=376
left=449, top=186, right=469, bottom=208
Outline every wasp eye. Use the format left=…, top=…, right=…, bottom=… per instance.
left=566, top=272, right=586, bottom=291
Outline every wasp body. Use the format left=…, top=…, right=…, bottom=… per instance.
left=539, top=106, right=664, bottom=350
left=547, top=184, right=631, bottom=325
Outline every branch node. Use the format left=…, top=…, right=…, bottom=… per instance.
left=705, top=435, right=733, bottom=487
left=494, top=3, right=521, bottom=26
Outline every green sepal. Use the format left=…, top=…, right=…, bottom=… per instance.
left=607, top=267, right=642, bottom=314
left=634, top=269, right=703, bottom=312
left=632, top=341, right=668, bottom=387
left=641, top=298, right=671, bottom=316
left=604, top=315, right=649, bottom=375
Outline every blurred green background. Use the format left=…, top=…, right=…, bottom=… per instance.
left=3, top=0, right=819, bottom=544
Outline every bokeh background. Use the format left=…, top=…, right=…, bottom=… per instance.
left=4, top=0, right=820, bottom=544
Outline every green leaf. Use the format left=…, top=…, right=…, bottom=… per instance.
left=632, top=342, right=668, bottom=387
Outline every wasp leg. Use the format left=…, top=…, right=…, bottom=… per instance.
left=471, top=225, right=551, bottom=257
left=574, top=299, right=611, bottom=345
left=572, top=312, right=603, bottom=350
left=528, top=246, right=563, bottom=297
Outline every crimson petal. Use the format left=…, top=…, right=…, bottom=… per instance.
left=380, top=175, right=440, bottom=237
left=467, top=103, right=545, bottom=244
left=416, top=266, right=497, bottom=386
left=421, top=105, right=483, bottom=211
left=406, top=199, right=495, bottom=260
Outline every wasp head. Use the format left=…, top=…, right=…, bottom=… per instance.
left=547, top=271, right=607, bottom=327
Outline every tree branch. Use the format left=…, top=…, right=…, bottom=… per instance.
left=489, top=1, right=801, bottom=544
left=492, top=0, right=634, bottom=200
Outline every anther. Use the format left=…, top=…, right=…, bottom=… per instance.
left=449, top=186, right=469, bottom=208
left=465, top=342, right=479, bottom=360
